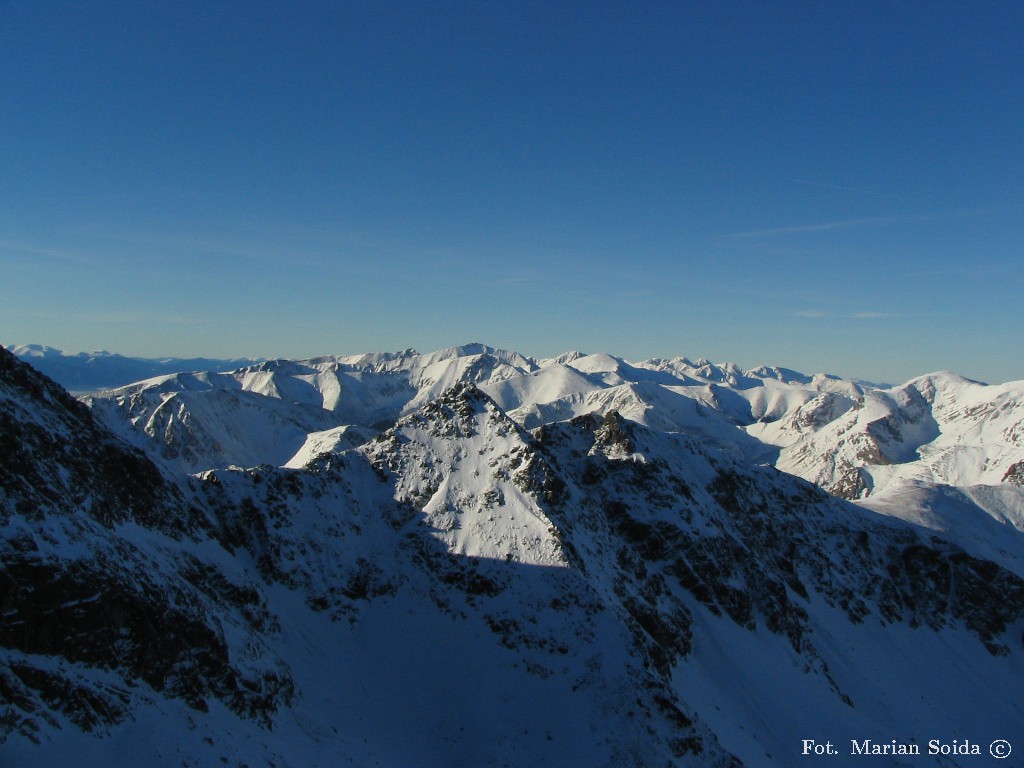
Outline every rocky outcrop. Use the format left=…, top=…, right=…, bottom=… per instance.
left=0, top=347, right=292, bottom=741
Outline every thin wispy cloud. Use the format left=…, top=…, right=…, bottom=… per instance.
left=789, top=178, right=908, bottom=201
left=95, top=229, right=341, bottom=270
left=900, top=259, right=1021, bottom=279
left=792, top=310, right=897, bottom=320
left=0, top=240, right=91, bottom=265
left=723, top=215, right=919, bottom=239
left=721, top=207, right=993, bottom=240
left=84, top=311, right=211, bottom=325
left=0, top=308, right=211, bottom=326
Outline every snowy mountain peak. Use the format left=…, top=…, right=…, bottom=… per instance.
left=6, top=342, right=61, bottom=358
left=358, top=383, right=570, bottom=566
left=539, top=349, right=587, bottom=366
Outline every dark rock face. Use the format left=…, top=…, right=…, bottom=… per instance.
left=532, top=414, right=1024, bottom=692
left=0, top=347, right=292, bottom=740
left=1003, top=460, right=1024, bottom=485
left=0, top=346, right=195, bottom=533
left=0, top=555, right=291, bottom=724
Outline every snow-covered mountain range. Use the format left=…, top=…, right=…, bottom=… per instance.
left=3, top=342, right=1024, bottom=767
left=61, top=343, right=1024, bottom=547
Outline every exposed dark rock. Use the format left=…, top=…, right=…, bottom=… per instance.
left=1003, top=460, right=1024, bottom=485
left=0, top=347, right=293, bottom=735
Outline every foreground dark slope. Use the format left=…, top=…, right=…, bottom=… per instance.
left=0, top=346, right=293, bottom=743
left=3, top=346, right=1024, bottom=767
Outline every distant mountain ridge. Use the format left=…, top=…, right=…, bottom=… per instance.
left=57, top=342, right=868, bottom=472
left=4, top=343, right=260, bottom=392
left=9, top=341, right=889, bottom=394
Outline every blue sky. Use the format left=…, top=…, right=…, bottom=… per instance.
left=1, top=1, right=1021, bottom=384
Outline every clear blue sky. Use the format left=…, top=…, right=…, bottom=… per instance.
left=1, top=1, right=1021, bottom=384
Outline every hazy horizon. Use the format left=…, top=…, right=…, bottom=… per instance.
left=6, top=337, right=1017, bottom=388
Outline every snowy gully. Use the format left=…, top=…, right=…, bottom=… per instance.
left=800, top=738, right=1010, bottom=759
